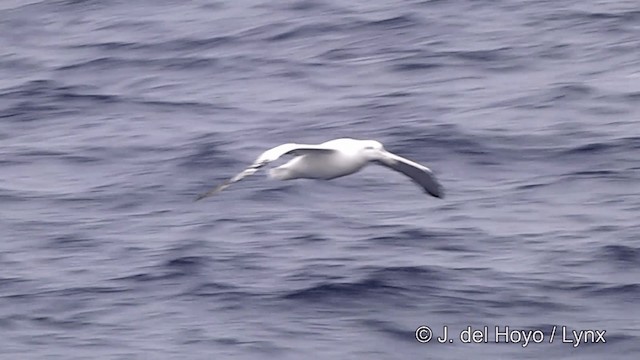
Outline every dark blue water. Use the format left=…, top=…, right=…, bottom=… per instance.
left=1, top=0, right=639, bottom=359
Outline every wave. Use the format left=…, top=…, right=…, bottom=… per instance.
left=282, top=265, right=450, bottom=302
left=600, top=245, right=640, bottom=267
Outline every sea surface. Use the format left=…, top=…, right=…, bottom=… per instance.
left=1, top=0, right=639, bottom=359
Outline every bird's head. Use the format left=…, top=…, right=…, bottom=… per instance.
left=360, top=140, right=387, bottom=160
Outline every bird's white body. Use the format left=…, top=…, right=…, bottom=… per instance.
left=195, top=138, right=443, bottom=200
left=270, top=139, right=369, bottom=180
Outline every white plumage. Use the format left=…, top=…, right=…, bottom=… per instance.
left=195, top=138, right=444, bottom=201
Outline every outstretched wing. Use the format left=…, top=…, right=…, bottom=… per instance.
left=375, top=151, right=444, bottom=198
left=194, top=143, right=334, bottom=201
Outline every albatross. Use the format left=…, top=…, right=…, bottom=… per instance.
left=195, top=138, right=443, bottom=201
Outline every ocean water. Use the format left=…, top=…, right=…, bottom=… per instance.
left=1, top=0, right=639, bottom=359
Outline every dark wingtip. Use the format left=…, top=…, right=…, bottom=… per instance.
left=426, top=184, right=444, bottom=199
left=429, top=190, right=444, bottom=199
left=194, top=190, right=215, bottom=202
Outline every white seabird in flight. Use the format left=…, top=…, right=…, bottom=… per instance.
left=195, top=138, right=443, bottom=201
